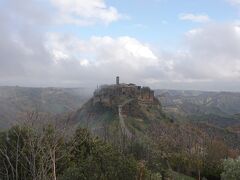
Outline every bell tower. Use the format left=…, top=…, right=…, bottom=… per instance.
left=116, top=76, right=120, bottom=85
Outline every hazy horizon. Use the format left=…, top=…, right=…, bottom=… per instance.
left=1, top=82, right=240, bottom=93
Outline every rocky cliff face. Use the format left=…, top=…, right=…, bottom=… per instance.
left=72, top=83, right=167, bottom=137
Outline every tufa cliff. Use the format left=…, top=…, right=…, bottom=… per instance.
left=72, top=77, right=167, bottom=137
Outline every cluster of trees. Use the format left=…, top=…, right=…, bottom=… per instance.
left=0, top=123, right=140, bottom=180
left=74, top=120, right=240, bottom=180
left=148, top=122, right=240, bottom=180
left=1, top=114, right=240, bottom=180
left=221, top=157, right=240, bottom=180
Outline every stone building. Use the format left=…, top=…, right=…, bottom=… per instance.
left=93, top=77, right=155, bottom=106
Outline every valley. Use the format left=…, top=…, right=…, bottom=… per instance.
left=0, top=84, right=240, bottom=179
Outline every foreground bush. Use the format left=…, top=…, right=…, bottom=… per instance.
left=221, top=157, right=240, bottom=180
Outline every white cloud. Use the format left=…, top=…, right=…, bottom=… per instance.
left=179, top=13, right=210, bottom=23
left=1, top=0, right=240, bottom=91
left=37, top=24, right=240, bottom=89
left=40, top=33, right=177, bottom=87
left=175, top=23, right=240, bottom=80
left=52, top=50, right=69, bottom=64
left=50, top=0, right=122, bottom=26
left=46, top=34, right=159, bottom=72
left=80, top=59, right=90, bottom=66
left=227, top=0, right=240, bottom=5
left=185, top=28, right=203, bottom=36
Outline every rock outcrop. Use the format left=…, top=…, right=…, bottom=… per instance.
left=72, top=77, right=166, bottom=137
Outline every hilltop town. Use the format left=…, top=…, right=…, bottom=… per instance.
left=71, top=77, right=165, bottom=140
left=93, top=77, right=157, bottom=107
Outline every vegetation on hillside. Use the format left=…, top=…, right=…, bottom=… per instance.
left=0, top=123, right=139, bottom=180
left=221, top=157, right=240, bottom=180
left=1, top=112, right=240, bottom=180
left=1, top=87, right=240, bottom=179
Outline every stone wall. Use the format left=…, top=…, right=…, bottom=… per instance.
left=139, top=87, right=154, bottom=102
left=93, top=83, right=155, bottom=106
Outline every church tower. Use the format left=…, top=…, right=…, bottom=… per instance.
left=116, top=76, right=120, bottom=85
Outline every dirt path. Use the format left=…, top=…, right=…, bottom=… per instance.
left=118, top=99, right=134, bottom=138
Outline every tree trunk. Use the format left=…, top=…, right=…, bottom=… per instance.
left=198, top=169, right=201, bottom=180
left=51, top=150, right=57, bottom=180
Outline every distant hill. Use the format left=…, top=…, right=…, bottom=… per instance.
left=1, top=87, right=240, bottom=130
left=0, top=86, right=91, bottom=128
left=156, top=89, right=240, bottom=128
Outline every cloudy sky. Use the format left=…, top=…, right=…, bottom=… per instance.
left=1, top=0, right=240, bottom=91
